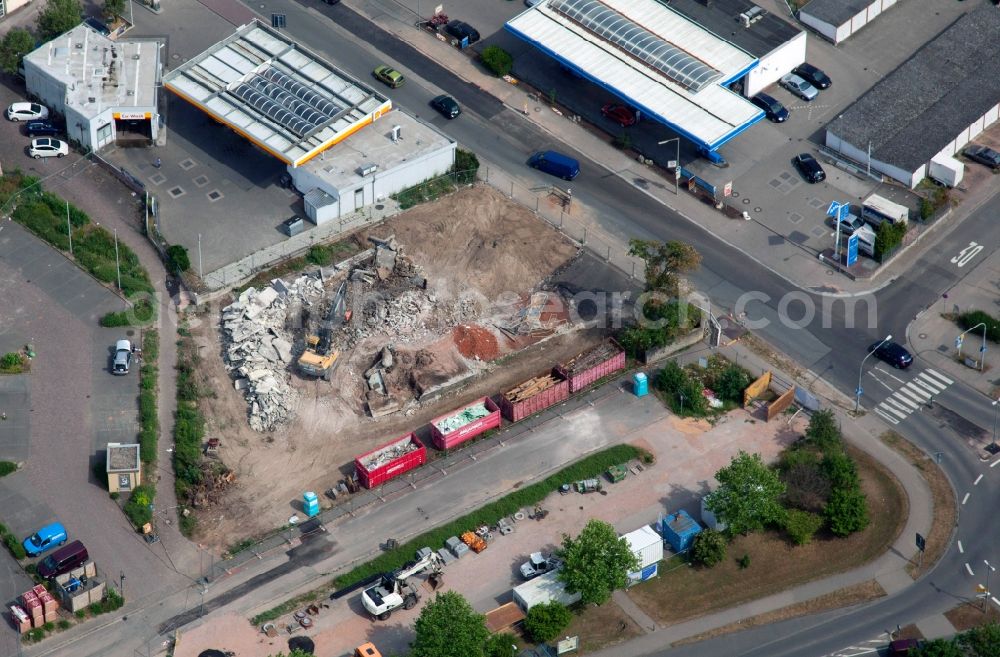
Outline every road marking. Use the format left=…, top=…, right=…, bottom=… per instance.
left=917, top=373, right=946, bottom=392
left=895, top=387, right=925, bottom=406
left=993, top=596, right=1000, bottom=607
left=903, top=383, right=931, bottom=400
left=884, top=398, right=912, bottom=415
left=962, top=492, right=971, bottom=505
left=890, top=394, right=919, bottom=411
left=875, top=408, right=900, bottom=425
left=879, top=368, right=906, bottom=384
left=967, top=563, right=975, bottom=576
left=959, top=540, right=964, bottom=553
left=951, top=242, right=983, bottom=268
left=878, top=403, right=907, bottom=420
left=991, top=458, right=1000, bottom=468
left=924, top=368, right=954, bottom=386
left=867, top=371, right=895, bottom=392
left=913, top=379, right=941, bottom=396
left=975, top=474, right=984, bottom=486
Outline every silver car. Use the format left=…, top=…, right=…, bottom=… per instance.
left=779, top=74, right=818, bottom=101
left=112, top=339, right=132, bottom=375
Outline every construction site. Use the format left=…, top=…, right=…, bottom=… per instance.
left=187, top=186, right=599, bottom=546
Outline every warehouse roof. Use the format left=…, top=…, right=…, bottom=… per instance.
left=798, top=0, right=872, bottom=25
left=826, top=4, right=1000, bottom=172
left=163, top=20, right=391, bottom=167
left=666, top=0, right=802, bottom=58
left=506, top=0, right=761, bottom=149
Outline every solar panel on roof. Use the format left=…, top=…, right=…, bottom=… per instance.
left=550, top=0, right=721, bottom=92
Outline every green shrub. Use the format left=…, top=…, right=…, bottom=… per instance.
left=958, top=310, right=1000, bottom=343
left=57, top=619, right=71, bottom=630
left=23, top=628, right=44, bottom=643
left=0, top=461, right=17, bottom=477
left=454, top=149, right=480, bottom=185
left=613, top=131, right=632, bottom=151
left=874, top=221, right=907, bottom=260
left=166, top=244, right=191, bottom=273
left=820, top=450, right=858, bottom=490
left=524, top=602, right=572, bottom=643
left=738, top=553, right=751, bottom=569
left=75, top=609, right=86, bottom=619
left=179, top=512, right=197, bottom=536
left=1, top=352, right=22, bottom=371
left=689, top=528, right=727, bottom=567
left=110, top=491, right=120, bottom=500
left=804, top=410, right=842, bottom=452
left=89, top=602, right=102, bottom=615
left=783, top=509, right=823, bottom=545
left=652, top=361, right=708, bottom=416
left=42, top=621, right=54, bottom=632
left=713, top=365, right=751, bottom=404
left=480, top=45, right=513, bottom=77
left=618, top=301, right=700, bottom=356
left=825, top=487, right=869, bottom=536
left=5, top=534, right=27, bottom=560
left=124, top=485, right=155, bottom=528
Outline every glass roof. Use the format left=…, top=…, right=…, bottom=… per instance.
left=231, top=66, right=342, bottom=137
left=550, top=0, right=721, bottom=91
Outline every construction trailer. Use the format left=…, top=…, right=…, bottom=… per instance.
left=622, top=525, right=663, bottom=585
left=512, top=570, right=581, bottom=612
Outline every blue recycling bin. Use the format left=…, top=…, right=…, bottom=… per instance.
left=303, top=491, right=319, bottom=518
left=633, top=372, right=648, bottom=397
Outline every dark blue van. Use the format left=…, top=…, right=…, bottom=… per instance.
left=528, top=150, right=580, bottom=181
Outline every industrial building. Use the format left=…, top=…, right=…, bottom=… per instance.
left=23, top=23, right=160, bottom=152
left=798, top=0, right=902, bottom=45
left=163, top=20, right=455, bottom=219
left=824, top=3, right=1000, bottom=188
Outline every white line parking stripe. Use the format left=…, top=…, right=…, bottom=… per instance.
left=879, top=402, right=908, bottom=419
left=975, top=474, right=983, bottom=486
left=962, top=492, right=971, bottom=505
left=967, top=563, right=975, bottom=576
left=959, top=540, right=964, bottom=553
left=875, top=408, right=900, bottom=425
left=903, top=383, right=931, bottom=400
left=992, top=458, right=1000, bottom=468
left=925, top=369, right=954, bottom=385
left=917, top=373, right=946, bottom=392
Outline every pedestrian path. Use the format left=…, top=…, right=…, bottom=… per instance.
left=874, top=368, right=954, bottom=425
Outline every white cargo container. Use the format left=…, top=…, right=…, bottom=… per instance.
left=928, top=154, right=964, bottom=188
left=512, top=570, right=581, bottom=612
left=861, top=194, right=908, bottom=227
left=623, top=525, right=663, bottom=585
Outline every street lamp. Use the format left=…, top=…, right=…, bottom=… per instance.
left=658, top=138, right=681, bottom=195
left=990, top=398, right=1000, bottom=455
left=984, top=560, right=995, bottom=612
left=956, top=322, right=987, bottom=371
left=856, top=334, right=892, bottom=414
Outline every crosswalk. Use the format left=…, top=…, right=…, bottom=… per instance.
left=874, top=368, right=953, bottom=425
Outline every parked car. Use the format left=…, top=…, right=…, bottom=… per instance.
left=528, top=150, right=580, bottom=181
left=750, top=93, right=788, bottom=123
left=37, top=540, right=88, bottom=579
left=83, top=16, right=111, bottom=36
left=430, top=95, right=460, bottom=119
left=22, top=522, right=67, bottom=557
left=26, top=120, right=61, bottom=137
left=889, top=638, right=919, bottom=656
left=525, top=0, right=543, bottom=5
left=832, top=212, right=865, bottom=235
left=600, top=103, right=635, bottom=127
left=372, top=65, right=404, bottom=88
left=964, top=144, right=1000, bottom=170
left=793, top=153, right=826, bottom=183
left=445, top=20, right=480, bottom=45
left=7, top=102, right=49, bottom=122
left=320, top=0, right=340, bottom=4
left=520, top=552, right=562, bottom=579
left=779, top=73, right=818, bottom=101
left=792, top=62, right=831, bottom=89
left=868, top=340, right=913, bottom=369
left=112, top=339, right=132, bottom=375
left=29, top=137, right=68, bottom=159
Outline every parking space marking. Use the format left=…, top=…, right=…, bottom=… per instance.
left=967, top=563, right=975, bottom=576
left=962, top=492, right=970, bottom=505
left=959, top=540, right=964, bottom=553
left=975, top=474, right=983, bottom=486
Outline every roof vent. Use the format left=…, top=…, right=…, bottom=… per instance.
left=75, top=43, right=84, bottom=49
left=88, top=97, right=96, bottom=103
left=739, top=6, right=765, bottom=27
left=127, top=90, right=134, bottom=96
left=390, top=125, right=401, bottom=143
left=133, top=54, right=140, bottom=60
left=358, top=163, right=378, bottom=176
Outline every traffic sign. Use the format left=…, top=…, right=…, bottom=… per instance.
left=826, top=201, right=841, bottom=218
left=956, top=336, right=964, bottom=349
left=916, top=532, right=926, bottom=552
left=846, top=233, right=859, bottom=267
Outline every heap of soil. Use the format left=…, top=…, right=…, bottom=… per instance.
left=453, top=324, right=500, bottom=361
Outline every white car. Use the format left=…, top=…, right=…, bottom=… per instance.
left=519, top=552, right=562, bottom=579
left=779, top=74, right=818, bottom=101
left=112, top=339, right=132, bottom=375
left=29, top=137, right=68, bottom=159
left=7, top=102, right=49, bottom=122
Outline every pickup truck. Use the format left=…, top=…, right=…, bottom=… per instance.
left=520, top=552, right=562, bottom=580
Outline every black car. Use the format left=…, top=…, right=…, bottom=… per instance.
left=430, top=95, right=460, bottom=119
left=868, top=340, right=913, bottom=369
left=445, top=20, right=480, bottom=45
left=26, top=120, right=60, bottom=137
left=964, top=144, right=1000, bottom=170
left=83, top=16, right=111, bottom=36
left=792, top=62, right=832, bottom=90
left=750, top=93, right=789, bottom=123
left=793, top=153, right=826, bottom=183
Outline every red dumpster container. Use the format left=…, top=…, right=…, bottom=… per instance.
left=355, top=433, right=427, bottom=489
left=500, top=368, right=569, bottom=422
left=430, top=397, right=501, bottom=450
left=556, top=340, right=626, bottom=393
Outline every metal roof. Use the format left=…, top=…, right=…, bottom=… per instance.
left=826, top=4, right=1000, bottom=172
left=666, top=0, right=803, bottom=59
left=163, top=20, right=391, bottom=167
left=506, top=0, right=761, bottom=149
left=798, top=0, right=872, bottom=26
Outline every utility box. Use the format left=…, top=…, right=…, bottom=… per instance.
left=282, top=216, right=305, bottom=237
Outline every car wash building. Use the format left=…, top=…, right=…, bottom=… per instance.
left=23, top=22, right=160, bottom=151
left=798, top=0, right=902, bottom=45
left=163, top=20, right=455, bottom=222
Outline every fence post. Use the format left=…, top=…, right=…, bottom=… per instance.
left=607, top=246, right=611, bottom=261
left=583, top=227, right=587, bottom=245
left=560, top=210, right=564, bottom=228
left=631, top=261, right=636, bottom=279
left=535, top=197, right=539, bottom=213
left=510, top=181, right=514, bottom=199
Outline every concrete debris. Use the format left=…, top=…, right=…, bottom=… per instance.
left=221, top=275, right=325, bottom=432
left=380, top=346, right=394, bottom=370
left=358, top=434, right=418, bottom=470
left=435, top=402, right=491, bottom=434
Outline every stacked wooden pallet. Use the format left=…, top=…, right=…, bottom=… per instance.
left=564, top=341, right=620, bottom=373
left=504, top=374, right=561, bottom=403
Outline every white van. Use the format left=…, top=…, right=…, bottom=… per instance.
left=861, top=194, right=908, bottom=228
left=854, top=224, right=877, bottom=257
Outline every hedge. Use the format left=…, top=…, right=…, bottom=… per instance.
left=958, top=310, right=1000, bottom=343
left=333, top=443, right=645, bottom=589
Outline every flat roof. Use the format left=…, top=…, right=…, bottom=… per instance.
left=25, top=24, right=159, bottom=119
left=506, top=0, right=762, bottom=149
left=799, top=0, right=871, bottom=26
left=298, top=110, right=453, bottom=192
left=666, top=0, right=803, bottom=58
left=106, top=443, right=141, bottom=472
left=826, top=4, right=1000, bottom=172
left=163, top=20, right=391, bottom=166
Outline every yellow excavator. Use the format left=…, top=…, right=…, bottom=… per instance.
left=297, top=281, right=350, bottom=380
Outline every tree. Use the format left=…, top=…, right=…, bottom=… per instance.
left=913, top=638, right=964, bottom=657
left=824, top=486, right=869, bottom=536
left=628, top=239, right=701, bottom=299
left=707, top=451, right=786, bottom=536
left=267, top=651, right=314, bottom=657
left=0, top=28, right=34, bottom=76
left=781, top=461, right=830, bottom=512
left=804, top=409, right=841, bottom=451
left=524, top=601, right=573, bottom=643
left=958, top=621, right=1000, bottom=657
left=783, top=509, right=823, bottom=545
left=412, top=592, right=489, bottom=657
left=102, top=0, right=125, bottom=19
left=37, top=0, right=84, bottom=41
left=484, top=633, right=517, bottom=657
left=714, top=365, right=751, bottom=403
left=820, top=450, right=858, bottom=490
left=558, top=519, right=639, bottom=605
left=689, top=528, right=727, bottom=567
left=653, top=361, right=707, bottom=416
left=166, top=244, right=191, bottom=273
left=480, top=46, right=513, bottom=77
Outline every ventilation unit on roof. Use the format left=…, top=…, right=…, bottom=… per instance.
left=739, top=6, right=765, bottom=27
left=390, top=125, right=401, bottom=143
left=358, top=163, right=378, bottom=176
left=75, top=42, right=84, bottom=49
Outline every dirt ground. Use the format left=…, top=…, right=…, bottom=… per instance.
left=188, top=187, right=585, bottom=549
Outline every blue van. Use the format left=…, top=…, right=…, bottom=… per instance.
left=528, top=150, right=580, bottom=181
left=23, top=522, right=67, bottom=556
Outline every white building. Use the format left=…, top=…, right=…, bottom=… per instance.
left=622, top=525, right=664, bottom=585
left=799, top=0, right=901, bottom=45
left=512, top=570, right=582, bottom=612
left=24, top=23, right=160, bottom=152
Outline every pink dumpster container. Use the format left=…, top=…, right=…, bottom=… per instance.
left=500, top=368, right=570, bottom=422
left=355, top=433, right=427, bottom=489
left=430, top=397, right=501, bottom=450
left=556, top=340, right=626, bottom=393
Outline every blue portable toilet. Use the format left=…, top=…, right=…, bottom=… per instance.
left=633, top=372, right=648, bottom=397
left=303, top=491, right=319, bottom=518
left=660, top=509, right=702, bottom=553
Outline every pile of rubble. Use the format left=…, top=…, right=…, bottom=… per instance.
left=222, top=275, right=325, bottom=431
